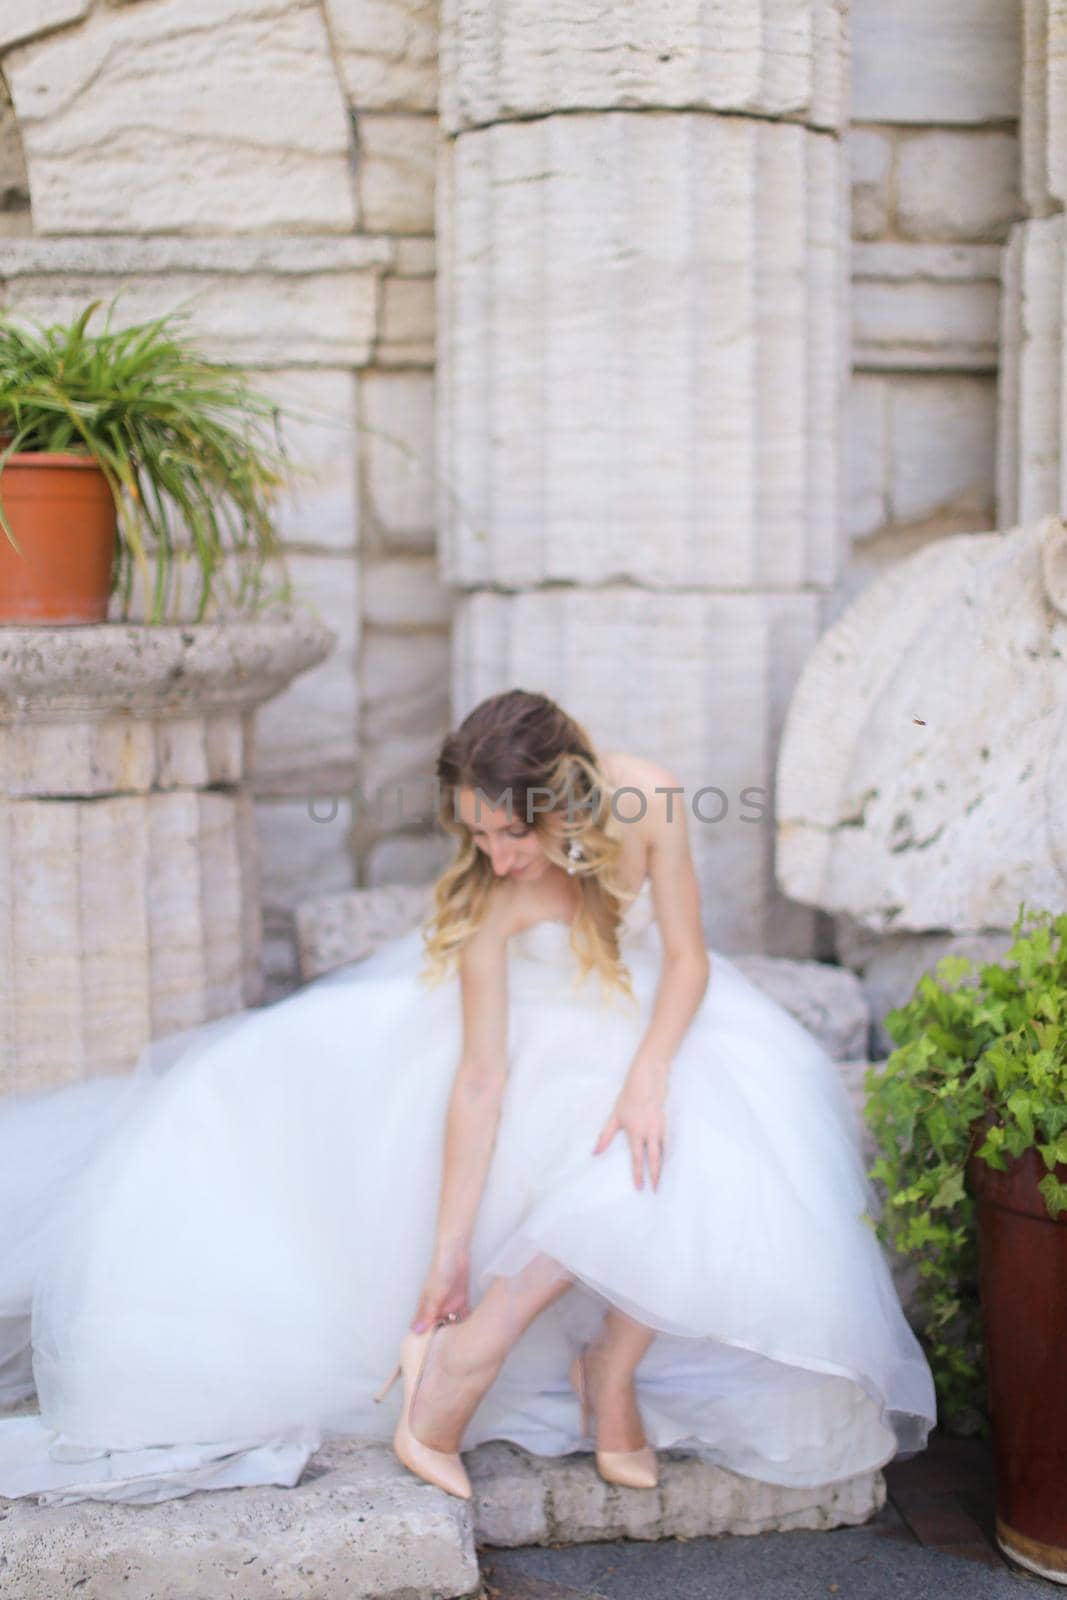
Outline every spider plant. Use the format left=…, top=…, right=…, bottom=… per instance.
left=0, top=299, right=294, bottom=622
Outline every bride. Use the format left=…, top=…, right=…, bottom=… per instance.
left=0, top=688, right=936, bottom=1506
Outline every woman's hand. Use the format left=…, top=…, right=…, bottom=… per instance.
left=592, top=1072, right=668, bottom=1192
left=411, top=1242, right=471, bottom=1332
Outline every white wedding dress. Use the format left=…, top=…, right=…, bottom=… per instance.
left=0, top=879, right=936, bottom=1505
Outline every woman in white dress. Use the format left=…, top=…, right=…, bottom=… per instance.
left=0, top=689, right=936, bottom=1506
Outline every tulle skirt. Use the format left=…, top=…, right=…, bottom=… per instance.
left=0, top=919, right=935, bottom=1504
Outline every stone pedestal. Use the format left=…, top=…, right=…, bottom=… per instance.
left=0, top=617, right=334, bottom=1095
left=436, top=0, right=849, bottom=956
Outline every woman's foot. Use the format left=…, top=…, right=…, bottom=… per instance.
left=408, top=1319, right=503, bottom=1453
left=580, top=1334, right=650, bottom=1454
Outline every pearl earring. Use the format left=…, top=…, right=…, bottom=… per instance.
left=566, top=840, right=584, bottom=875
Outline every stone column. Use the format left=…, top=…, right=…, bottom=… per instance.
left=997, top=0, right=1067, bottom=526
left=436, top=0, right=849, bottom=955
left=0, top=617, right=332, bottom=1095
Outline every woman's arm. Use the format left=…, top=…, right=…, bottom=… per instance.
left=593, top=761, right=710, bottom=1191
left=627, top=767, right=711, bottom=1088
left=430, top=917, right=511, bottom=1266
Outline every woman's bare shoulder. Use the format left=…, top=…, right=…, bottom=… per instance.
left=598, top=749, right=681, bottom=804
left=461, top=879, right=526, bottom=960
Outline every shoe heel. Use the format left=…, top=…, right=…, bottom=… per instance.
left=596, top=1446, right=659, bottom=1490
left=567, top=1352, right=591, bottom=1437
left=373, top=1360, right=401, bottom=1404
left=392, top=1322, right=473, bottom=1500
left=568, top=1345, right=659, bottom=1490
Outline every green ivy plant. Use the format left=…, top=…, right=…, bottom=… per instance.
left=0, top=299, right=294, bottom=623
left=863, top=903, right=1067, bottom=1433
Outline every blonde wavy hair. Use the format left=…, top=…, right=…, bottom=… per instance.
left=417, top=689, right=640, bottom=1009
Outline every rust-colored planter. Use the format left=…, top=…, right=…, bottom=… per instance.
left=0, top=452, right=117, bottom=624
left=968, top=1135, right=1067, bottom=1583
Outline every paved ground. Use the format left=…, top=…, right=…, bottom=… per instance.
left=476, top=1435, right=1051, bottom=1600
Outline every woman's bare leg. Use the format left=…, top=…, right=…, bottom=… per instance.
left=583, top=1306, right=657, bottom=1452
left=409, top=1251, right=575, bottom=1452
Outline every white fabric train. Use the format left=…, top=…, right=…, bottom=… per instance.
left=0, top=879, right=935, bottom=1504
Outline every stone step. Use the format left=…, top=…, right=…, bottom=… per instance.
left=0, top=1434, right=883, bottom=1600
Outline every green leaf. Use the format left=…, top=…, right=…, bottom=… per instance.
left=929, top=1169, right=966, bottom=1210
left=1038, top=1173, right=1067, bottom=1219
left=0, top=299, right=295, bottom=622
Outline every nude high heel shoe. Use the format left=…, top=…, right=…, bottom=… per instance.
left=374, top=1316, right=472, bottom=1500
left=567, top=1347, right=659, bottom=1490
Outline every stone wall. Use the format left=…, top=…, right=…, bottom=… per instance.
left=841, top=0, right=1023, bottom=615
left=0, top=0, right=452, bottom=999
left=0, top=0, right=1033, bottom=993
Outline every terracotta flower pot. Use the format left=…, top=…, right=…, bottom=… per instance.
left=967, top=1128, right=1067, bottom=1583
left=0, top=452, right=118, bottom=624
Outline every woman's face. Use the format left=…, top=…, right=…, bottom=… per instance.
left=457, top=787, right=557, bottom=879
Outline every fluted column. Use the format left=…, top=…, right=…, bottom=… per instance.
left=997, top=0, right=1067, bottom=525
left=437, top=0, right=849, bottom=954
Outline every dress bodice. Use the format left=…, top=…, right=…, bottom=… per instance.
left=510, top=878, right=656, bottom=966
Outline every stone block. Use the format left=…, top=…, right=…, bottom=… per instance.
left=362, top=557, right=453, bottom=628
left=0, top=1437, right=480, bottom=1600
left=6, top=0, right=357, bottom=235
left=326, top=0, right=438, bottom=113
left=851, top=241, right=1001, bottom=370
left=365, top=831, right=454, bottom=889
left=357, top=728, right=449, bottom=845
left=439, top=115, right=845, bottom=590
left=255, top=798, right=355, bottom=925
left=360, top=370, right=438, bottom=546
left=0, top=0, right=89, bottom=52
left=295, top=881, right=435, bottom=980
left=378, top=273, right=435, bottom=365
left=896, top=130, right=1021, bottom=242
left=1021, top=0, right=1067, bottom=211
left=0, top=237, right=389, bottom=370
left=851, top=0, right=1021, bottom=124
left=251, top=369, right=360, bottom=553
left=848, top=126, right=892, bottom=240
left=731, top=954, right=870, bottom=1060
left=834, top=922, right=1017, bottom=1056
left=439, top=0, right=846, bottom=132
left=887, top=374, right=997, bottom=526
left=360, top=628, right=451, bottom=713
left=261, top=920, right=303, bottom=1004
left=250, top=555, right=359, bottom=797
left=393, top=237, right=435, bottom=276
left=357, top=113, right=437, bottom=234
left=1, top=265, right=380, bottom=370
left=487, top=1447, right=883, bottom=1545
left=0, top=235, right=393, bottom=276
left=357, top=629, right=452, bottom=833
left=846, top=373, right=889, bottom=539
left=465, top=1442, right=550, bottom=1547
